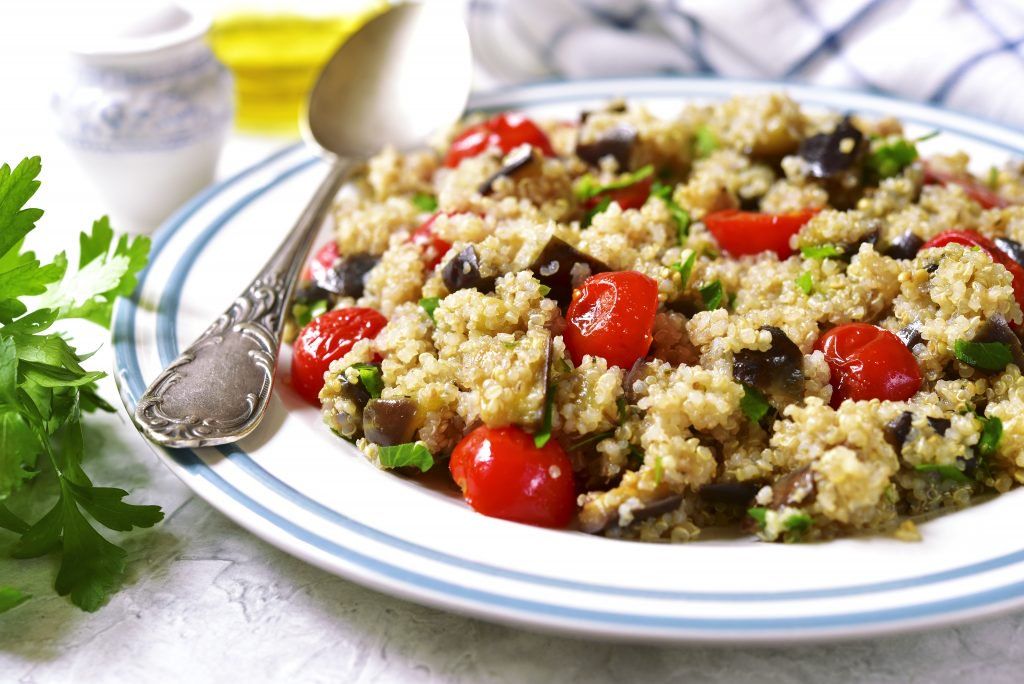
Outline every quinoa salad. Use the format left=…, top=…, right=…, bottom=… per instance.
left=286, top=92, right=1024, bottom=543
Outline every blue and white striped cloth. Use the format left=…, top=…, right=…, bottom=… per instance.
left=467, top=0, right=1024, bottom=127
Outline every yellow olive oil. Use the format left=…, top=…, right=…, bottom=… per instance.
left=209, top=5, right=386, bottom=134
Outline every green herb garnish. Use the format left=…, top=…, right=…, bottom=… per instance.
left=694, top=125, right=718, bottom=158
left=350, top=362, right=383, bottom=399
left=800, top=244, right=844, bottom=260
left=0, top=587, right=30, bottom=613
left=418, top=296, right=440, bottom=321
left=747, top=507, right=768, bottom=528
left=0, top=157, right=161, bottom=613
left=914, top=463, right=972, bottom=483
left=740, top=384, right=771, bottom=424
left=574, top=164, right=654, bottom=201
left=699, top=280, right=724, bottom=310
left=653, top=456, right=664, bottom=485
left=627, top=444, right=645, bottom=469
left=616, top=396, right=627, bottom=424
left=868, top=138, right=918, bottom=179
left=795, top=271, right=814, bottom=295
left=651, top=181, right=691, bottom=241
left=535, top=382, right=556, bottom=448
left=784, top=512, right=812, bottom=533
left=411, top=192, right=438, bottom=213
left=292, top=298, right=328, bottom=328
left=987, top=166, right=1000, bottom=189
left=581, top=196, right=611, bottom=229
left=568, top=430, right=615, bottom=452
left=953, top=339, right=1013, bottom=371
left=978, top=415, right=1003, bottom=457
left=378, top=442, right=434, bottom=472
left=538, top=284, right=551, bottom=296
left=670, top=250, right=697, bottom=287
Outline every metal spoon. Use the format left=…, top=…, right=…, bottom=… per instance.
left=133, top=3, right=471, bottom=448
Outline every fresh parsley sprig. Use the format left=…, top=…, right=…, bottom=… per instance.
left=0, top=157, right=160, bottom=613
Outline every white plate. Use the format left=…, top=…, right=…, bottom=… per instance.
left=113, top=77, right=1024, bottom=644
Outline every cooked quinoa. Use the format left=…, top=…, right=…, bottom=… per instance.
left=304, top=92, right=1024, bottom=543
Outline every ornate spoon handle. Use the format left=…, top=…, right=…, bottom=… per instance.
left=134, top=157, right=350, bottom=448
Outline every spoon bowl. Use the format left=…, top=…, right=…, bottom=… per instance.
left=133, top=2, right=472, bottom=448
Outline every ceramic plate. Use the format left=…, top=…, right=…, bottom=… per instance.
left=113, top=77, right=1024, bottom=644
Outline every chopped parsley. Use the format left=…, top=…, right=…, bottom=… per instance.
left=350, top=362, right=383, bottom=399
left=535, top=382, right=556, bottom=448
left=538, top=283, right=551, bottom=296
left=378, top=442, right=434, bottom=472
left=784, top=512, right=813, bottom=534
left=987, top=166, right=1000, bottom=189
left=740, top=384, right=771, bottom=424
left=747, top=507, right=768, bottom=528
left=574, top=164, right=654, bottom=201
left=653, top=456, right=664, bottom=485
left=670, top=250, right=697, bottom=287
left=292, top=298, right=328, bottom=328
left=651, top=181, right=691, bottom=241
left=411, top=192, right=438, bottom=213
left=568, top=430, right=615, bottom=452
left=914, top=463, right=972, bottom=484
left=699, top=280, right=724, bottom=311
left=867, top=137, right=919, bottom=179
left=800, top=244, right=844, bottom=260
left=418, top=296, right=440, bottom=321
left=581, top=196, right=611, bottom=228
left=795, top=271, right=814, bottom=295
left=953, top=339, right=1012, bottom=372
left=694, top=125, right=718, bottom=158
left=977, top=415, right=1003, bottom=457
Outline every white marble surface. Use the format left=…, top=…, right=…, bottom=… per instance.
left=3, top=5, right=1024, bottom=682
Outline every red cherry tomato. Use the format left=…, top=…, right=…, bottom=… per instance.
left=444, top=112, right=555, bottom=168
left=923, top=161, right=1010, bottom=209
left=584, top=176, right=653, bottom=212
left=409, top=213, right=453, bottom=269
left=815, top=323, right=922, bottom=408
left=704, top=209, right=819, bottom=259
left=565, top=271, right=659, bottom=368
left=291, top=307, right=387, bottom=404
left=301, top=241, right=339, bottom=282
left=921, top=230, right=1024, bottom=314
left=449, top=425, right=576, bottom=528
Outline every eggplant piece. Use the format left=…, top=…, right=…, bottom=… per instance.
left=732, top=326, right=806, bottom=406
left=330, top=364, right=379, bottom=438
left=842, top=229, right=879, bottom=259
left=770, top=467, right=816, bottom=508
left=293, top=281, right=332, bottom=306
left=578, top=101, right=628, bottom=125
left=927, top=416, right=951, bottom=436
left=884, top=231, right=924, bottom=260
left=527, top=236, right=610, bottom=307
left=896, top=323, right=924, bottom=350
left=441, top=245, right=497, bottom=294
left=363, top=398, right=419, bottom=447
left=479, top=146, right=537, bottom=195
left=798, top=115, right=867, bottom=179
left=995, top=237, right=1024, bottom=268
left=699, top=482, right=760, bottom=507
left=317, top=252, right=378, bottom=299
left=885, top=411, right=913, bottom=454
left=576, top=124, right=638, bottom=170
left=974, top=314, right=1024, bottom=369
left=585, top=494, right=684, bottom=534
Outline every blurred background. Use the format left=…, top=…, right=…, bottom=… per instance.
left=1, top=0, right=1023, bottom=234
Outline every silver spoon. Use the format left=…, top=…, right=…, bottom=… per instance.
left=133, top=3, right=471, bottom=448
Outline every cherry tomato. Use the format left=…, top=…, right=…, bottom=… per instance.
left=449, top=425, right=576, bottom=528
left=704, top=209, right=819, bottom=259
left=291, top=307, right=387, bottom=404
left=565, top=271, right=659, bottom=368
left=444, top=112, right=555, bottom=168
left=815, top=323, right=922, bottom=408
left=921, top=230, right=1024, bottom=314
left=584, top=176, right=653, bottom=212
left=301, top=241, right=339, bottom=282
left=409, top=213, right=453, bottom=269
left=923, top=161, right=1010, bottom=209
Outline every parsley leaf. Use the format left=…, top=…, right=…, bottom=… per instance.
left=0, top=156, right=160, bottom=611
left=651, top=181, right=691, bottom=241
left=800, top=244, right=844, bottom=260
left=574, top=165, right=654, bottom=201
left=292, top=299, right=328, bottom=328
left=581, top=196, right=611, bottom=229
left=795, top=271, right=814, bottom=295
left=977, top=415, right=1003, bottom=457
left=868, top=138, right=918, bottom=179
left=419, top=296, right=440, bottom=320
left=747, top=506, right=767, bottom=528
left=694, top=125, right=718, bottom=158
left=350, top=362, right=383, bottom=399
left=378, top=442, right=434, bottom=472
left=699, top=280, right=724, bottom=310
left=784, top=512, right=813, bottom=533
left=914, top=463, right=972, bottom=483
left=953, top=339, right=1012, bottom=371
left=535, top=382, right=556, bottom=448
left=411, top=192, right=438, bottom=213
left=740, top=383, right=771, bottom=424
left=670, top=250, right=697, bottom=287
left=0, top=586, right=30, bottom=614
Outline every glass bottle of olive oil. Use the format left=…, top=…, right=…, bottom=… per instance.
left=209, top=1, right=386, bottom=134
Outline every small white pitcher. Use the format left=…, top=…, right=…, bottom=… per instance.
left=52, top=3, right=233, bottom=231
